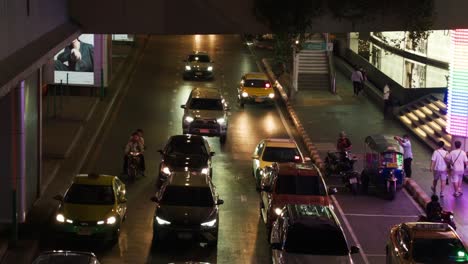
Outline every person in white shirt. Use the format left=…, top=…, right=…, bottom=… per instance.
left=383, top=84, right=391, bottom=118
left=448, top=141, right=468, bottom=197
left=395, top=135, right=413, bottom=178
left=351, top=68, right=363, bottom=96
left=430, top=141, right=449, bottom=197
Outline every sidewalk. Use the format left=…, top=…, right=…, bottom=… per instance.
left=0, top=36, right=149, bottom=264
left=258, top=49, right=468, bottom=242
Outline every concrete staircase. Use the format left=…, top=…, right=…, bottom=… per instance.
left=297, top=49, right=329, bottom=90
left=397, top=94, right=451, bottom=150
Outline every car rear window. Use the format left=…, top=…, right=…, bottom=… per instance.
left=189, top=98, right=223, bottom=111
left=262, top=147, right=301, bottom=162
left=162, top=186, right=214, bottom=207
left=275, top=175, right=326, bottom=196
left=64, top=184, right=114, bottom=205
left=243, top=79, right=269, bottom=88
left=285, top=223, right=349, bottom=255
left=167, top=136, right=207, bottom=156
left=188, top=55, right=210, bottom=63
left=413, top=238, right=468, bottom=263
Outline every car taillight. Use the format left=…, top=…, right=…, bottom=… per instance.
left=265, top=83, right=271, bottom=88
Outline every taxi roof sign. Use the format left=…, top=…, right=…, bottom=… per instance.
left=414, top=223, right=449, bottom=231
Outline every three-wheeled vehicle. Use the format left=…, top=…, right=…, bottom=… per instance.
left=361, top=135, right=404, bottom=200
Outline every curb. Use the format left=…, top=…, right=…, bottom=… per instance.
left=404, top=178, right=430, bottom=209
left=260, top=59, right=325, bottom=170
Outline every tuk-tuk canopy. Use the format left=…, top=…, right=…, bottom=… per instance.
left=365, top=135, right=403, bottom=154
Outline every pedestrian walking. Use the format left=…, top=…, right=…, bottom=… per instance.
left=430, top=141, right=449, bottom=197
left=395, top=134, right=413, bottom=178
left=351, top=67, right=364, bottom=96
left=383, top=84, right=391, bottom=118
left=447, top=141, right=468, bottom=197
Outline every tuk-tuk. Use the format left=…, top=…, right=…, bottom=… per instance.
left=361, top=135, right=404, bottom=200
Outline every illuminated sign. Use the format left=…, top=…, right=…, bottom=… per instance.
left=448, top=29, right=468, bottom=137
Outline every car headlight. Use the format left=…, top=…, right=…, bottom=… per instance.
left=201, top=168, right=209, bottom=175
left=106, top=216, right=117, bottom=225
left=156, top=216, right=171, bottom=225
left=56, top=214, right=65, bottom=223
left=185, top=116, right=194, bottom=123
left=97, top=220, right=105, bottom=225
left=185, top=65, right=191, bottom=71
left=207, top=66, right=213, bottom=71
left=161, top=166, right=171, bottom=175
left=201, top=219, right=217, bottom=227
left=242, top=92, right=248, bottom=98
left=274, top=208, right=282, bottom=215
left=268, top=93, right=275, bottom=98
left=216, top=118, right=226, bottom=124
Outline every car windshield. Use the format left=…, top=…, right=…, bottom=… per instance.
left=413, top=238, right=468, bottom=263
left=262, top=147, right=301, bottom=162
left=161, top=186, right=214, bottom=207
left=33, top=254, right=94, bottom=264
left=166, top=137, right=207, bottom=156
left=275, top=176, right=327, bottom=196
left=284, top=223, right=349, bottom=255
left=189, top=98, right=223, bottom=111
left=188, top=55, right=210, bottom=63
left=243, top=79, right=269, bottom=88
left=64, top=184, right=114, bottom=205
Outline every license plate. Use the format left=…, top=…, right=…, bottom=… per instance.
left=349, top=177, right=358, bottom=184
left=77, top=227, right=92, bottom=236
left=255, top=98, right=263, bottom=102
left=195, top=72, right=202, bottom=76
left=387, top=163, right=398, bottom=168
left=199, top=129, right=210, bottom=133
left=177, top=232, right=192, bottom=239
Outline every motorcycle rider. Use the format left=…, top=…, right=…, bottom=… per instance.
left=426, top=194, right=442, bottom=222
left=123, top=132, right=144, bottom=175
left=336, top=131, right=352, bottom=164
left=134, top=129, right=146, bottom=175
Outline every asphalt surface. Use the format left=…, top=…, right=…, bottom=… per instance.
left=37, top=35, right=424, bottom=264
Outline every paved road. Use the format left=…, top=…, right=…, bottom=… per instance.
left=37, top=35, right=423, bottom=264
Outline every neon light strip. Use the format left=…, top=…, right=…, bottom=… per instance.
left=448, top=29, right=468, bottom=137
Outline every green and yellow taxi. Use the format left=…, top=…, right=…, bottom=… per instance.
left=53, top=174, right=127, bottom=242
left=386, top=222, right=468, bottom=263
left=238, top=72, right=275, bottom=107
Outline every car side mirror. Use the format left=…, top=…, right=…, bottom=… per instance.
left=350, top=246, right=360, bottom=254
left=180, top=105, right=186, bottom=109
left=119, top=197, right=127, bottom=203
left=150, top=196, right=159, bottom=203
left=328, top=187, right=338, bottom=195
left=53, top=194, right=64, bottom=201
left=217, top=199, right=224, bottom=205
left=252, top=154, right=259, bottom=159
left=271, top=242, right=282, bottom=250
left=210, top=151, right=215, bottom=156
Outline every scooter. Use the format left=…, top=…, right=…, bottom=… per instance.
left=418, top=211, right=456, bottom=230
left=340, top=171, right=360, bottom=195
left=127, top=151, right=142, bottom=182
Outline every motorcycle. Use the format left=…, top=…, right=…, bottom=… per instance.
left=127, top=152, right=142, bottom=182
left=418, top=211, right=456, bottom=230
left=340, top=171, right=360, bottom=195
left=324, top=151, right=356, bottom=177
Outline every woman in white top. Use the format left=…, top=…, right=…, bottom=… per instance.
left=448, top=141, right=468, bottom=197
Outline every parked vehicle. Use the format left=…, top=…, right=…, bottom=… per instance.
left=324, top=151, right=355, bottom=176
left=361, top=135, right=404, bottom=200
left=418, top=211, right=457, bottom=230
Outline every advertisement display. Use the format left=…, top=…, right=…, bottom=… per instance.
left=112, top=34, right=134, bottom=42
left=54, top=34, right=95, bottom=85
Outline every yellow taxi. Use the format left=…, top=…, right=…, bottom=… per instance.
left=53, top=173, right=127, bottom=243
left=252, top=138, right=308, bottom=189
left=386, top=222, right=468, bottom=263
left=238, top=72, right=274, bottom=107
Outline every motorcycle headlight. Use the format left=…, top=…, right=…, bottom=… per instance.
left=268, top=93, right=275, bottom=98
left=185, top=65, right=191, bottom=71
left=242, top=92, right=249, bottom=98
left=216, top=118, right=226, bottom=124
left=106, top=216, right=117, bottom=225
left=56, top=214, right=65, bottom=223
left=156, top=216, right=171, bottom=225
left=201, top=168, right=209, bottom=175
left=185, top=116, right=194, bottom=123
left=161, top=166, right=171, bottom=175
left=201, top=219, right=217, bottom=227
left=207, top=66, right=213, bottom=71
left=274, top=208, right=282, bottom=215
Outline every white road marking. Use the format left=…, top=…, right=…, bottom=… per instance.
left=344, top=213, right=419, bottom=218
left=366, top=254, right=386, bottom=257
left=332, top=196, right=370, bottom=264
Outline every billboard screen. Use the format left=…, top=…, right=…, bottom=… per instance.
left=54, top=34, right=95, bottom=85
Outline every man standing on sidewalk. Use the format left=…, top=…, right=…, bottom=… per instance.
left=448, top=141, right=468, bottom=197
left=430, top=141, right=449, bottom=197
left=395, top=135, right=413, bottom=178
left=351, top=67, right=363, bottom=96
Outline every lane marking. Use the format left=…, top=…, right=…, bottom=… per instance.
left=331, top=196, right=370, bottom=264
left=366, top=254, right=386, bottom=257
left=344, top=213, right=419, bottom=218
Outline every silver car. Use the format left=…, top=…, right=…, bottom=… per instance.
left=183, top=51, right=214, bottom=80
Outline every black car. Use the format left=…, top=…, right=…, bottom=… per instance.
left=158, top=135, right=214, bottom=180
left=151, top=174, right=223, bottom=245
left=270, top=204, right=359, bottom=264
